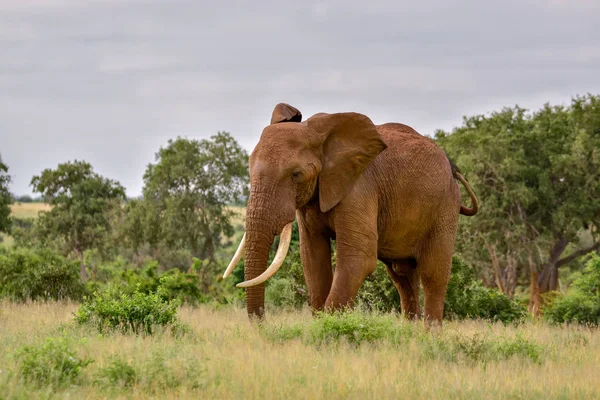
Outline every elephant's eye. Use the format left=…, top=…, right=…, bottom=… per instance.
left=292, top=170, right=303, bottom=181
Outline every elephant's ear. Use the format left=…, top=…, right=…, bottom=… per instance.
left=307, top=112, right=387, bottom=213
left=271, top=103, right=302, bottom=124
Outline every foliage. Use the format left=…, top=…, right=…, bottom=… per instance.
left=17, top=337, right=94, bottom=387
left=437, top=94, right=600, bottom=295
left=140, top=133, right=248, bottom=259
left=125, top=133, right=249, bottom=292
left=74, top=289, right=180, bottom=335
left=355, top=260, right=399, bottom=312
left=0, top=247, right=85, bottom=301
left=544, top=256, right=600, bottom=325
left=0, top=154, right=12, bottom=234
left=30, top=160, right=126, bottom=279
left=305, top=312, right=412, bottom=346
left=95, top=357, right=137, bottom=387
left=445, top=256, right=526, bottom=323
left=86, top=260, right=206, bottom=306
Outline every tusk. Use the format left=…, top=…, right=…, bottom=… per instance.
left=236, top=222, right=293, bottom=288
left=222, top=233, right=246, bottom=278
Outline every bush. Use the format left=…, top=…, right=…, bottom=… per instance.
left=305, top=312, right=413, bottom=346
left=0, top=247, right=84, bottom=301
left=17, top=337, right=93, bottom=387
left=544, top=255, right=600, bottom=326
left=95, top=357, right=137, bottom=387
left=355, top=261, right=399, bottom=312
left=86, top=260, right=205, bottom=306
left=74, top=290, right=180, bottom=335
left=157, top=269, right=204, bottom=305
left=444, top=256, right=526, bottom=323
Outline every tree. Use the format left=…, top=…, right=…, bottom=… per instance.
left=0, top=154, right=12, bottom=234
left=31, top=161, right=126, bottom=280
left=137, top=132, right=249, bottom=290
left=437, top=95, right=600, bottom=308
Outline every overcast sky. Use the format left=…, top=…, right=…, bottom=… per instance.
left=1, top=0, right=599, bottom=196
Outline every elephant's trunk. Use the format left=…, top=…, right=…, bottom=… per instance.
left=242, top=191, right=278, bottom=319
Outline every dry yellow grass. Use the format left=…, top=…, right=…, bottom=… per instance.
left=0, top=302, right=598, bottom=399
left=9, top=202, right=51, bottom=219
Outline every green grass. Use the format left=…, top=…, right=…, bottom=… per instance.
left=0, top=302, right=598, bottom=399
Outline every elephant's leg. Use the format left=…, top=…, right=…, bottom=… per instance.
left=297, top=210, right=333, bottom=311
left=324, top=206, right=378, bottom=311
left=418, top=228, right=456, bottom=327
left=384, top=261, right=421, bottom=320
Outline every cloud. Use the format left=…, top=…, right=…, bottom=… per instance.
left=0, top=0, right=599, bottom=195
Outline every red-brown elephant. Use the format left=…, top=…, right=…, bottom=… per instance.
left=223, top=103, right=478, bottom=326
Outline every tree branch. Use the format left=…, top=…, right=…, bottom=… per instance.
left=556, top=241, right=600, bottom=268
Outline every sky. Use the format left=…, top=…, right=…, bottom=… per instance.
left=1, top=0, right=599, bottom=196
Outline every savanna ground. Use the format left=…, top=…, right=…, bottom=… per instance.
left=0, top=301, right=598, bottom=399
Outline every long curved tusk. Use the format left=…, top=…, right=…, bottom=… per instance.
left=236, top=222, right=293, bottom=288
left=222, top=233, right=246, bottom=279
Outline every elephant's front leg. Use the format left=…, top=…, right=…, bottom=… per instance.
left=324, top=205, right=378, bottom=311
left=297, top=210, right=333, bottom=311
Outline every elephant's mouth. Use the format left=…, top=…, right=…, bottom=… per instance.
left=222, top=222, right=293, bottom=287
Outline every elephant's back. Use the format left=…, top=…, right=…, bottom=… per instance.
left=371, top=123, right=460, bottom=256
left=374, top=122, right=454, bottom=185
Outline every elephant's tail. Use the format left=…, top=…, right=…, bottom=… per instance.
left=455, top=172, right=479, bottom=216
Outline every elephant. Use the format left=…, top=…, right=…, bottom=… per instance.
left=223, top=103, right=479, bottom=326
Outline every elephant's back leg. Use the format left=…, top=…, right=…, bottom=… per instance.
left=417, top=213, right=459, bottom=327
left=383, top=259, right=421, bottom=320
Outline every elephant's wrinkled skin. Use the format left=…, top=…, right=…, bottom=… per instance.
left=230, top=103, right=478, bottom=327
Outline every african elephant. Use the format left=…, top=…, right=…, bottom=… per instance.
left=223, top=103, right=478, bottom=326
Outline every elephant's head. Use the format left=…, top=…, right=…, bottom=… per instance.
left=223, top=103, right=387, bottom=319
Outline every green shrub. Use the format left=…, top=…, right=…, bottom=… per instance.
left=264, top=234, right=309, bottom=310
left=0, top=247, right=84, bottom=301
left=157, top=269, right=204, bottom=305
left=74, top=290, right=180, bottom=335
left=17, top=337, right=93, bottom=387
left=544, top=255, right=600, bottom=326
left=87, top=260, right=204, bottom=306
left=95, top=357, right=137, bottom=387
left=261, top=312, right=416, bottom=346
left=306, top=312, right=403, bottom=345
left=265, top=277, right=299, bottom=309
left=444, top=256, right=526, bottom=323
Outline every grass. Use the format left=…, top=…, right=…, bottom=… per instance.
left=0, top=302, right=598, bottom=399
left=10, top=202, right=51, bottom=219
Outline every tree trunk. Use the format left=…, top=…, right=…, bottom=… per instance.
left=484, top=242, right=505, bottom=293
left=78, top=250, right=87, bottom=282
left=538, top=238, right=568, bottom=293
left=527, top=251, right=542, bottom=316
left=504, top=254, right=517, bottom=299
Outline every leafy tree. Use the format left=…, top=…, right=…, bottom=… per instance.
left=544, top=255, right=600, bottom=325
left=137, top=132, right=249, bottom=290
left=30, top=161, right=125, bottom=280
left=0, top=154, right=12, bottom=234
left=437, top=95, right=600, bottom=308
